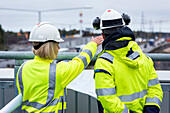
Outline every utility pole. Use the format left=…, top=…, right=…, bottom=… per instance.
left=79, top=12, right=83, bottom=37
left=158, top=20, right=170, bottom=39
left=38, top=11, right=41, bottom=23
left=149, top=20, right=154, bottom=39
left=149, top=20, right=154, bottom=32
left=159, top=20, right=162, bottom=39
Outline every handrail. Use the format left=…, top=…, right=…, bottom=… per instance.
left=0, top=51, right=78, bottom=60
left=0, top=51, right=170, bottom=61
left=145, top=53, right=170, bottom=61
left=0, top=51, right=170, bottom=113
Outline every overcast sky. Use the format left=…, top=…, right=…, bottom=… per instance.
left=0, top=0, right=170, bottom=33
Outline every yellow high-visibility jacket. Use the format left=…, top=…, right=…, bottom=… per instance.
left=16, top=42, right=97, bottom=113
left=94, top=39, right=163, bottom=113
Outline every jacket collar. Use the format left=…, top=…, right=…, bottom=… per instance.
left=102, top=27, right=135, bottom=50
left=34, top=56, right=54, bottom=63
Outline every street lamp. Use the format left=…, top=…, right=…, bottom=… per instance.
left=0, top=7, right=92, bottom=23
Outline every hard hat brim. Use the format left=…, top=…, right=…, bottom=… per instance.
left=101, top=25, right=124, bottom=30
left=29, top=38, right=64, bottom=42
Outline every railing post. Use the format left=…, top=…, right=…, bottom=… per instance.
left=75, top=91, right=78, bottom=113
left=88, top=96, right=91, bottom=113
left=14, top=59, right=23, bottom=113
left=169, top=91, right=170, bottom=113
left=1, top=88, right=5, bottom=108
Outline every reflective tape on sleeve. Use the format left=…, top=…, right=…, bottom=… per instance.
left=119, top=89, right=147, bottom=102
left=122, top=105, right=128, bottom=113
left=94, top=69, right=111, bottom=76
left=76, top=55, right=88, bottom=68
left=146, top=97, right=161, bottom=107
left=82, top=49, right=92, bottom=61
left=128, top=51, right=140, bottom=60
left=99, top=52, right=113, bottom=63
left=148, top=78, right=159, bottom=86
left=96, top=88, right=116, bottom=96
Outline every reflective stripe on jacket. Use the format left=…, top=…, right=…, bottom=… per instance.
left=94, top=40, right=163, bottom=113
left=16, top=42, right=97, bottom=113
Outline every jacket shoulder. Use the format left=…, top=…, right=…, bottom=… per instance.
left=98, top=52, right=114, bottom=64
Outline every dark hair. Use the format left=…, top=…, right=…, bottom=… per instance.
left=102, top=27, right=123, bottom=37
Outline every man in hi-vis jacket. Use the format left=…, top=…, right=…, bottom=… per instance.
left=93, top=9, right=163, bottom=113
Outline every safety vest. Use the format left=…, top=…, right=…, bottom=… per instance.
left=94, top=40, right=163, bottom=113
left=17, top=42, right=97, bottom=113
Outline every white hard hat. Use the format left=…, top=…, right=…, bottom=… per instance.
left=29, top=22, right=64, bottom=42
left=100, top=9, right=125, bottom=29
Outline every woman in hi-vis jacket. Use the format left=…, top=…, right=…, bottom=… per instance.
left=16, top=22, right=103, bottom=113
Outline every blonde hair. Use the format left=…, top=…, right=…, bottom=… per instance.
left=32, top=42, right=59, bottom=60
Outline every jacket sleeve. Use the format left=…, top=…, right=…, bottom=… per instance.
left=143, top=105, right=160, bottom=113
left=94, top=58, right=128, bottom=113
left=144, top=57, right=163, bottom=110
left=59, top=41, right=97, bottom=88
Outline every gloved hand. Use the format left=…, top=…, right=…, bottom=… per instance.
left=143, top=105, right=160, bottom=113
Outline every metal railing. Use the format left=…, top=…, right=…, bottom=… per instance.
left=1, top=51, right=170, bottom=61
left=0, top=51, right=170, bottom=113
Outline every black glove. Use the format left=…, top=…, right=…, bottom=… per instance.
left=143, top=105, right=160, bottom=113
